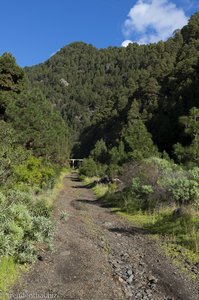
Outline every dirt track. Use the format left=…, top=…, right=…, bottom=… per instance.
left=12, top=173, right=199, bottom=300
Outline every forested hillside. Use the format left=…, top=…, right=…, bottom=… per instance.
left=26, top=12, right=199, bottom=164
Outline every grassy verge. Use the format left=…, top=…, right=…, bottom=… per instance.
left=40, top=167, right=70, bottom=208
left=0, top=257, right=23, bottom=300
left=125, top=211, right=198, bottom=273
left=117, top=209, right=199, bottom=277
left=80, top=178, right=199, bottom=277
left=79, top=175, right=99, bottom=185
left=0, top=168, right=69, bottom=300
left=117, top=209, right=199, bottom=254
left=80, top=176, right=111, bottom=198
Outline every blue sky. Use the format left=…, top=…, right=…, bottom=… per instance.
left=0, top=0, right=198, bottom=66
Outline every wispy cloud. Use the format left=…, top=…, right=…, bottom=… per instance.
left=122, top=0, right=188, bottom=45
left=50, top=48, right=61, bottom=57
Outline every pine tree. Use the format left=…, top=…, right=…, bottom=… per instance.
left=123, top=100, right=158, bottom=161
left=174, top=107, right=199, bottom=165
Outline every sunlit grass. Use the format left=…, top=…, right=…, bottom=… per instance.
left=93, top=184, right=109, bottom=198
left=39, top=167, right=70, bottom=208
left=0, top=257, right=25, bottom=300
left=80, top=176, right=100, bottom=185
left=118, top=208, right=199, bottom=259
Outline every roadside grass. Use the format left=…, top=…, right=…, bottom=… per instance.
left=93, top=182, right=199, bottom=263
left=0, top=168, right=69, bottom=300
left=79, top=175, right=199, bottom=272
left=80, top=176, right=109, bottom=197
left=41, top=167, right=70, bottom=209
left=117, top=209, right=199, bottom=268
left=79, top=176, right=99, bottom=185
left=0, top=257, right=25, bottom=300
left=80, top=175, right=117, bottom=198
left=117, top=208, right=199, bottom=249
left=93, top=184, right=109, bottom=198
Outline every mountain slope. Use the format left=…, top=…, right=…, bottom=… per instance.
left=25, top=12, right=199, bottom=158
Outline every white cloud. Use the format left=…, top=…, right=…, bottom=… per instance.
left=121, top=40, right=134, bottom=47
left=123, top=0, right=188, bottom=44
left=50, top=48, right=61, bottom=57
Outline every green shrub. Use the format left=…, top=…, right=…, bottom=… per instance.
left=189, top=167, right=199, bottom=183
left=8, top=204, right=33, bottom=231
left=31, top=199, right=52, bottom=218
left=168, top=176, right=199, bottom=206
left=107, top=163, right=122, bottom=179
left=0, top=191, right=6, bottom=206
left=13, top=155, right=56, bottom=188
left=79, top=157, right=106, bottom=177
left=29, top=216, right=54, bottom=243
left=7, top=189, right=34, bottom=208
left=113, top=177, right=155, bottom=214
left=16, top=241, right=36, bottom=263
left=0, top=195, right=53, bottom=262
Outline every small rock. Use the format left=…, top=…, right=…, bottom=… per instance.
left=150, top=283, right=157, bottom=290
left=112, top=260, right=119, bottom=268
left=121, top=252, right=130, bottom=259
left=135, top=292, right=142, bottom=298
left=127, top=268, right=133, bottom=276
left=119, top=276, right=125, bottom=283
left=116, top=233, right=122, bottom=237
left=139, top=262, right=144, bottom=267
left=104, top=222, right=113, bottom=228
left=148, top=275, right=158, bottom=284
left=62, top=250, right=71, bottom=256
left=127, top=274, right=134, bottom=284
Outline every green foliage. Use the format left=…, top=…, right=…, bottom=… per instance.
left=13, top=155, right=56, bottom=188
left=0, top=191, right=54, bottom=263
left=6, top=89, right=70, bottom=163
left=107, top=158, right=199, bottom=213
left=90, top=139, right=108, bottom=163
left=0, top=50, right=70, bottom=268
left=79, top=157, right=106, bottom=177
left=119, top=209, right=199, bottom=255
left=0, top=257, right=20, bottom=295
left=0, top=52, right=25, bottom=92
left=0, top=121, right=29, bottom=186
left=174, top=107, right=199, bottom=165
left=109, top=141, right=126, bottom=165
left=168, top=177, right=199, bottom=206
left=107, top=163, right=122, bottom=179
left=24, top=13, right=199, bottom=164
left=123, top=100, right=159, bottom=161
left=60, top=210, right=68, bottom=221
left=121, top=178, right=155, bottom=213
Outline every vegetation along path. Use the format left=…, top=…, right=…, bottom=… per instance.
left=12, top=173, right=199, bottom=300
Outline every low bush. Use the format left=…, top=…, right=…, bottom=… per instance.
left=0, top=165, right=64, bottom=264
left=117, top=158, right=199, bottom=212
left=168, top=176, right=199, bottom=206
left=79, top=157, right=107, bottom=177
left=13, top=155, right=56, bottom=189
